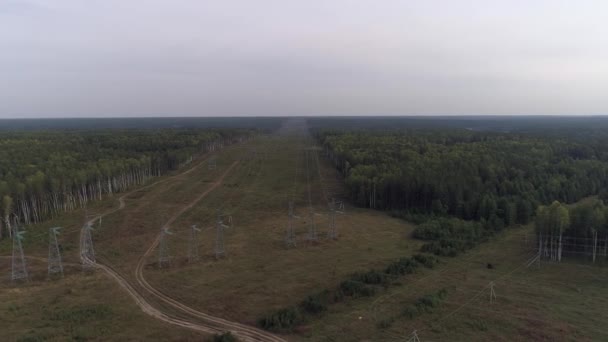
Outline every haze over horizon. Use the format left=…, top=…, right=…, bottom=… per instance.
left=1, top=1, right=607, bottom=118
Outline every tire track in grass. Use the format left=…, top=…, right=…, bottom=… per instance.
left=81, top=153, right=285, bottom=341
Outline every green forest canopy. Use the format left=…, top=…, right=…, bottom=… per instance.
left=0, top=129, right=253, bottom=236
left=315, top=129, right=608, bottom=229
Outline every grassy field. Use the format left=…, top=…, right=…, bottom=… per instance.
left=2, top=132, right=608, bottom=341
left=299, top=225, right=608, bottom=341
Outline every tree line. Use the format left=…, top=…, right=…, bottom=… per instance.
left=315, top=129, right=608, bottom=229
left=0, top=129, right=253, bottom=238
left=536, top=199, right=608, bottom=262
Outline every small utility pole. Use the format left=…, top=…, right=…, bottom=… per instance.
left=48, top=227, right=64, bottom=278
left=11, top=224, right=28, bottom=282
left=489, top=281, right=497, bottom=304
left=188, top=225, right=201, bottom=262
left=407, top=330, right=421, bottom=342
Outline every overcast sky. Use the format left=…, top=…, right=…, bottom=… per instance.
left=1, top=1, right=607, bottom=118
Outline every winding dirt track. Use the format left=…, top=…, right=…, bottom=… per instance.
left=81, top=157, right=286, bottom=341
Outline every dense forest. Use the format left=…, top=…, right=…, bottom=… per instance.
left=307, top=116, right=608, bottom=134
left=0, top=129, right=252, bottom=238
left=314, top=127, right=608, bottom=258
left=0, top=117, right=284, bottom=131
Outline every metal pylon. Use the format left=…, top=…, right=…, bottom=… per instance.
left=11, top=224, right=28, bottom=282
left=158, top=226, right=172, bottom=268
left=335, top=199, right=345, bottom=212
left=188, top=225, right=201, bottom=262
left=327, top=198, right=343, bottom=240
left=81, top=223, right=96, bottom=270
left=306, top=209, right=318, bottom=242
left=327, top=208, right=337, bottom=240
left=285, top=201, right=298, bottom=248
left=48, top=227, right=64, bottom=278
left=215, top=210, right=229, bottom=259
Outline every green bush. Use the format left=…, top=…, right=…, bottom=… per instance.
left=384, top=257, right=419, bottom=276
left=300, top=294, right=328, bottom=315
left=412, top=254, right=439, bottom=268
left=259, top=256, right=439, bottom=331
left=401, top=305, right=419, bottom=319
left=414, top=218, right=490, bottom=257
left=400, top=289, right=448, bottom=320
left=49, top=305, right=112, bottom=324
left=350, top=269, right=389, bottom=285
left=339, top=280, right=376, bottom=298
left=376, top=317, right=395, bottom=329
left=211, top=332, right=238, bottom=342
left=257, top=307, right=303, bottom=332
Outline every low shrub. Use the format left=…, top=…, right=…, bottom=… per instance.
left=350, top=269, right=389, bottom=285
left=401, top=305, right=419, bottom=319
left=257, top=307, right=303, bottom=332
left=412, top=254, right=439, bottom=268
left=300, top=294, right=328, bottom=315
left=414, top=217, right=490, bottom=257
left=49, top=305, right=112, bottom=324
left=211, top=332, right=238, bottom=342
left=401, top=289, right=448, bottom=319
left=376, top=317, right=395, bottom=329
left=384, top=257, right=419, bottom=276
left=339, top=280, right=376, bottom=298
left=259, top=255, right=439, bottom=331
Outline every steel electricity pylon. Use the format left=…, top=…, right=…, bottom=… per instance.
left=327, top=198, right=345, bottom=240
left=215, top=210, right=231, bottom=259
left=306, top=209, right=319, bottom=242
left=208, top=157, right=217, bottom=170
left=48, top=227, right=64, bottom=278
left=81, top=222, right=96, bottom=270
left=11, top=224, right=28, bottom=282
left=188, top=225, right=201, bottom=262
left=285, top=201, right=300, bottom=248
left=158, top=226, right=173, bottom=268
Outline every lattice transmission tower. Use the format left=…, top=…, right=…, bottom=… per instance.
left=158, top=226, right=173, bottom=268
left=215, top=210, right=231, bottom=259
left=306, top=209, right=318, bottom=242
left=285, top=201, right=299, bottom=248
left=188, top=225, right=201, bottom=262
left=11, top=224, right=28, bottom=282
left=208, top=157, right=217, bottom=170
left=327, top=207, right=337, bottom=240
left=48, top=227, right=64, bottom=278
left=81, top=223, right=96, bottom=270
left=327, top=198, right=345, bottom=240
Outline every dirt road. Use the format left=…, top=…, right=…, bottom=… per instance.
left=81, top=158, right=286, bottom=341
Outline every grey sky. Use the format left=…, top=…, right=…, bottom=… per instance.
left=1, top=0, right=607, bottom=118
